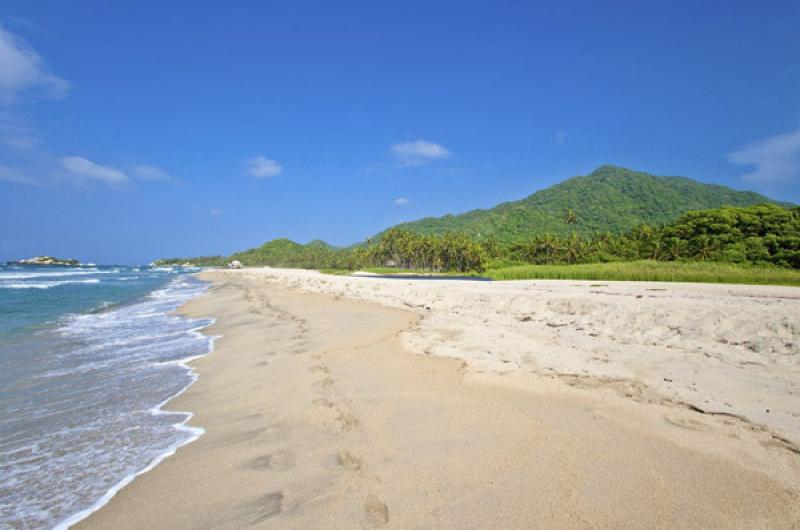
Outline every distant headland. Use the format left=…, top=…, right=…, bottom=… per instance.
left=8, top=256, right=81, bottom=266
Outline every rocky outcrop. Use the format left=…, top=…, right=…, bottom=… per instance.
left=10, top=256, right=80, bottom=266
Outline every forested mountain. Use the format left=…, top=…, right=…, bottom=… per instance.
left=225, top=238, right=354, bottom=268
left=386, top=165, right=789, bottom=242
left=156, top=165, right=797, bottom=272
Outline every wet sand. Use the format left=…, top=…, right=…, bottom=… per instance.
left=78, top=270, right=800, bottom=529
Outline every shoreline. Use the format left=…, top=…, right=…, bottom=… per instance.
left=77, top=269, right=800, bottom=528
left=0, top=268, right=217, bottom=529
left=55, top=283, right=218, bottom=530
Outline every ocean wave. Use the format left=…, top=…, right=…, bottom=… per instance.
left=0, top=279, right=102, bottom=289
left=0, top=270, right=106, bottom=280
left=88, top=301, right=119, bottom=313
left=0, top=274, right=215, bottom=528
left=53, top=334, right=217, bottom=530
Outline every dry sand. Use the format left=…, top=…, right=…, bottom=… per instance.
left=79, top=269, right=800, bottom=529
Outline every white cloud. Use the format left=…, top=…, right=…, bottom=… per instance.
left=244, top=155, right=282, bottom=178
left=0, top=114, right=38, bottom=150
left=555, top=130, right=567, bottom=146
left=132, top=164, right=174, bottom=181
left=394, top=197, right=410, bottom=206
left=391, top=139, right=450, bottom=166
left=0, top=25, right=68, bottom=104
left=729, top=129, right=800, bottom=187
left=0, top=164, right=39, bottom=185
left=61, top=156, right=129, bottom=186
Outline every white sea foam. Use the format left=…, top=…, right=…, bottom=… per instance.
left=0, top=270, right=106, bottom=280
left=0, top=278, right=102, bottom=289
left=53, top=332, right=217, bottom=530
left=0, top=273, right=215, bottom=529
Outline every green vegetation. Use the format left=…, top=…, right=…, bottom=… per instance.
left=358, top=267, right=483, bottom=277
left=487, top=261, right=800, bottom=286
left=230, top=238, right=357, bottom=269
left=503, top=204, right=800, bottom=268
left=382, top=165, right=791, bottom=242
left=153, top=255, right=228, bottom=267
left=159, top=204, right=800, bottom=286
left=354, top=230, right=489, bottom=272
left=361, top=204, right=799, bottom=274
left=229, top=232, right=489, bottom=272
left=156, top=166, right=800, bottom=286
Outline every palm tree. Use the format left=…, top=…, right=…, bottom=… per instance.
left=664, top=237, right=687, bottom=260
left=692, top=235, right=717, bottom=261
left=537, top=234, right=559, bottom=264
left=591, top=232, right=612, bottom=257
left=563, top=209, right=577, bottom=225
left=647, top=236, right=664, bottom=261
left=482, top=235, right=501, bottom=258
left=564, top=232, right=586, bottom=264
left=514, top=239, right=538, bottom=263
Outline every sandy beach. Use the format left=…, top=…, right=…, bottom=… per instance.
left=78, top=269, right=800, bottom=529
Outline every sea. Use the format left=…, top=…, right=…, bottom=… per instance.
left=0, top=264, right=215, bottom=529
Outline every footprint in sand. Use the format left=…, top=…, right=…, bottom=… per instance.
left=309, top=364, right=331, bottom=374
left=248, top=450, right=296, bottom=471
left=314, top=377, right=334, bottom=392
left=337, top=449, right=362, bottom=471
left=365, top=495, right=389, bottom=525
left=247, top=491, right=284, bottom=523
left=336, top=412, right=359, bottom=431
left=313, top=397, right=334, bottom=408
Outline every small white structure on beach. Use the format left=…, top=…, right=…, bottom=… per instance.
left=228, top=260, right=243, bottom=269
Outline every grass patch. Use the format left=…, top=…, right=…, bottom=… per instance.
left=360, top=267, right=484, bottom=277
left=486, top=260, right=800, bottom=286
left=318, top=267, right=485, bottom=277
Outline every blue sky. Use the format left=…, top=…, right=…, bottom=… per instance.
left=1, top=1, right=799, bottom=264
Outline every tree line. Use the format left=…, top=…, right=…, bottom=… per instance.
left=364, top=204, right=799, bottom=272
left=156, top=204, right=800, bottom=273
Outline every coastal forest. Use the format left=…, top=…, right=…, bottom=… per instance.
left=382, top=165, right=792, bottom=239
left=156, top=166, right=800, bottom=284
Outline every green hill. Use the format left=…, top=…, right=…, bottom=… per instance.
left=230, top=238, right=354, bottom=268
left=231, top=238, right=306, bottom=266
left=387, top=165, right=789, bottom=242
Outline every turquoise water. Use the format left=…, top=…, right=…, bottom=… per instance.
left=0, top=265, right=214, bottom=529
